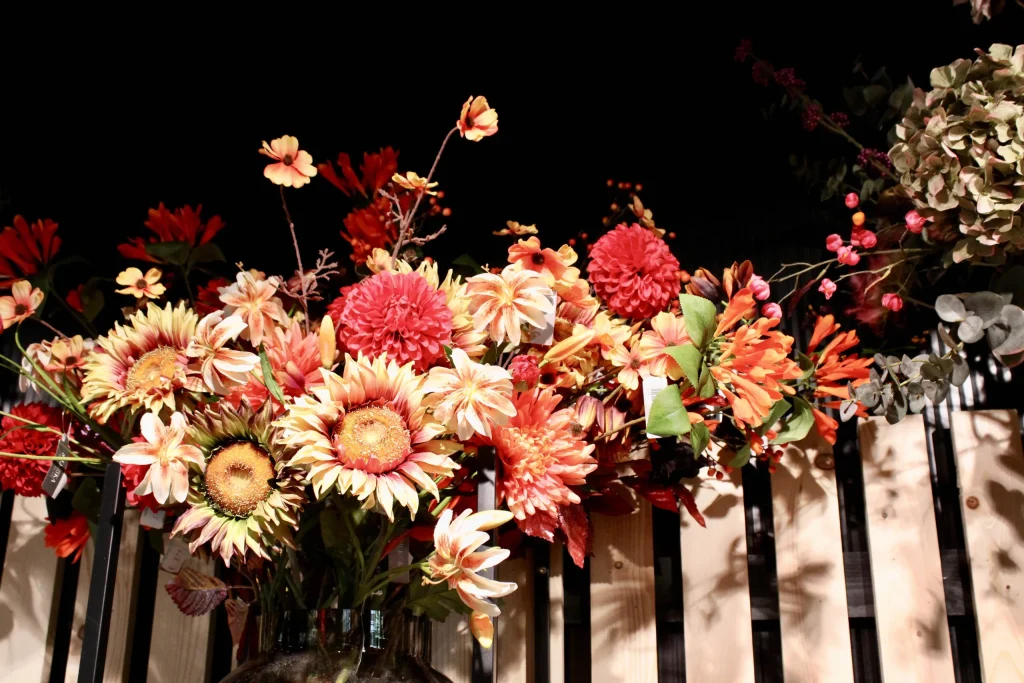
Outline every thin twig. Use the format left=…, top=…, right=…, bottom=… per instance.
left=391, top=126, right=459, bottom=259
left=33, top=316, right=68, bottom=340
left=597, top=416, right=646, bottom=440
left=279, top=186, right=309, bottom=333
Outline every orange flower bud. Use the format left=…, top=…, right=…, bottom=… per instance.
left=851, top=211, right=865, bottom=227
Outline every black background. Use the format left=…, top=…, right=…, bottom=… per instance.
left=1, top=5, right=1016, bottom=317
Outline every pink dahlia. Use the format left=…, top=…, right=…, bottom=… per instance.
left=586, top=223, right=680, bottom=319
left=336, top=271, right=453, bottom=372
left=491, top=387, right=598, bottom=541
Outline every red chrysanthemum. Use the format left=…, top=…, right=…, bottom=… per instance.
left=45, top=511, right=90, bottom=563
left=336, top=272, right=453, bottom=372
left=586, top=223, right=680, bottom=319
left=0, top=403, right=64, bottom=497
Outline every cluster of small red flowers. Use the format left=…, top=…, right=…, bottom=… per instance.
left=734, top=39, right=753, bottom=62
left=0, top=403, right=63, bottom=497
left=751, top=61, right=773, bottom=86
left=857, top=148, right=892, bottom=175
left=773, top=67, right=805, bottom=96
left=801, top=103, right=822, bottom=131
left=831, top=112, right=849, bottom=128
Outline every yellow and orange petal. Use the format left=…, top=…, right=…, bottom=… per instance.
left=423, top=348, right=516, bottom=440
left=639, top=311, right=689, bottom=379
left=115, top=267, right=165, bottom=299
left=458, top=96, right=499, bottom=141
left=0, top=280, right=44, bottom=329
left=392, top=171, right=438, bottom=195
left=466, top=266, right=553, bottom=347
left=260, top=135, right=318, bottom=188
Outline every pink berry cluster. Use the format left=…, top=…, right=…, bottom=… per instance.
left=856, top=148, right=891, bottom=175
left=825, top=193, right=876, bottom=267
left=734, top=39, right=753, bottom=63
left=830, top=112, right=849, bottom=128
left=752, top=61, right=773, bottom=86
left=773, top=67, right=805, bottom=96
left=801, top=104, right=822, bottom=131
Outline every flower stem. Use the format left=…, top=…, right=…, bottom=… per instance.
left=33, top=316, right=69, bottom=340
left=279, top=186, right=309, bottom=333
left=0, top=451, right=103, bottom=463
left=391, top=126, right=459, bottom=259
left=49, top=279, right=98, bottom=337
left=597, top=416, right=646, bottom=440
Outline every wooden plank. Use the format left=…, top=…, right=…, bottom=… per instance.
left=430, top=612, right=472, bottom=683
left=549, top=542, right=565, bottom=683
left=680, top=465, right=755, bottom=683
left=146, top=549, right=214, bottom=683
left=0, top=496, right=61, bottom=682
left=858, top=415, right=955, bottom=683
left=64, top=509, right=143, bottom=682
left=951, top=409, right=1024, bottom=682
left=771, top=431, right=855, bottom=683
left=591, top=495, right=656, bottom=683
left=497, top=549, right=534, bottom=683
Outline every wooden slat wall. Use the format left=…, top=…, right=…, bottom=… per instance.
left=772, top=432, right=855, bottom=683
left=147, top=551, right=215, bottom=683
left=430, top=612, right=472, bottom=682
left=0, top=496, right=60, bottom=681
left=951, top=409, right=1024, bottom=681
left=497, top=550, right=534, bottom=683
left=549, top=543, right=565, bottom=683
left=680, top=467, right=755, bottom=682
left=858, top=415, right=956, bottom=683
left=591, top=496, right=657, bottom=683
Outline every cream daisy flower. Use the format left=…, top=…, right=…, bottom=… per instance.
left=466, top=266, right=553, bottom=347
left=423, top=348, right=516, bottom=440
left=115, top=267, right=165, bottom=299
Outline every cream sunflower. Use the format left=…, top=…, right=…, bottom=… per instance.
left=275, top=354, right=458, bottom=521
left=171, top=400, right=305, bottom=565
left=81, top=302, right=199, bottom=423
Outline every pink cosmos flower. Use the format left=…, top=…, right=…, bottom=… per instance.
left=837, top=246, right=860, bottom=266
left=423, top=348, right=516, bottom=440
left=219, top=271, right=288, bottom=347
left=748, top=275, right=771, bottom=301
left=458, top=96, right=499, bottom=141
left=882, top=293, right=904, bottom=312
left=825, top=234, right=843, bottom=252
left=905, top=210, right=925, bottom=234
left=112, top=412, right=204, bottom=504
left=259, top=135, right=318, bottom=188
left=762, top=302, right=783, bottom=319
left=186, top=311, right=260, bottom=395
left=819, top=278, right=837, bottom=300
left=0, top=280, right=44, bottom=329
left=845, top=193, right=859, bottom=209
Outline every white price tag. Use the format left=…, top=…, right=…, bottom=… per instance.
left=160, top=537, right=190, bottom=574
left=140, top=508, right=166, bottom=530
left=642, top=375, right=668, bottom=439
left=387, top=537, right=411, bottom=584
left=526, top=288, right=557, bottom=346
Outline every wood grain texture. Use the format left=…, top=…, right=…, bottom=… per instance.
left=0, top=496, right=60, bottom=682
left=858, top=415, right=955, bottom=683
left=430, top=612, right=472, bottom=683
left=680, top=466, right=755, bottom=683
left=65, top=510, right=143, bottom=682
left=497, top=550, right=534, bottom=683
left=591, top=496, right=657, bottom=683
left=951, top=409, right=1024, bottom=682
left=772, top=431, right=855, bottom=683
left=549, top=542, right=565, bottom=683
left=146, top=550, right=214, bottom=683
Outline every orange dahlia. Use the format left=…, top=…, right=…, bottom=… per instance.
left=335, top=271, right=453, bottom=373
left=265, top=323, right=327, bottom=397
left=491, top=387, right=597, bottom=540
left=81, top=302, right=198, bottom=422
left=423, top=348, right=516, bottom=440
left=275, top=354, right=458, bottom=521
left=587, top=223, right=680, bottom=319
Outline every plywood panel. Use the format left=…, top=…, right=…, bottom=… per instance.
left=549, top=542, right=565, bottom=683
left=859, top=415, right=955, bottom=683
left=64, top=509, right=143, bottom=682
left=951, top=409, right=1024, bottom=682
left=430, top=612, right=471, bottom=683
left=680, top=465, right=755, bottom=683
left=772, top=432, right=855, bottom=683
left=591, top=496, right=657, bottom=683
left=147, top=551, right=214, bottom=683
left=497, top=550, right=534, bottom=683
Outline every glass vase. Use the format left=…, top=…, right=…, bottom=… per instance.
left=219, top=608, right=363, bottom=683
left=353, top=607, right=453, bottom=683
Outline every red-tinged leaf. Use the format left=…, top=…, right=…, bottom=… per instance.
left=408, top=524, right=435, bottom=543
left=165, top=567, right=228, bottom=616
left=588, top=481, right=637, bottom=516
left=497, top=526, right=524, bottom=556
left=675, top=484, right=706, bottom=528
left=558, top=503, right=593, bottom=568
left=636, top=484, right=680, bottom=512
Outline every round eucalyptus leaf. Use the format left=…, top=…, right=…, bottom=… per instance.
left=936, top=294, right=966, bottom=322
left=958, top=315, right=985, bottom=343
left=964, top=291, right=1004, bottom=327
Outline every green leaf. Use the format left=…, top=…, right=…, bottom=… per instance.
left=79, top=278, right=105, bottom=322
left=697, top=362, right=716, bottom=398
left=647, top=385, right=691, bottom=437
left=770, top=397, right=814, bottom=444
left=728, top=444, right=752, bottom=468
left=796, top=352, right=815, bottom=380
left=689, top=421, right=710, bottom=457
left=442, top=345, right=454, bottom=363
left=759, top=399, right=792, bottom=432
left=665, top=344, right=702, bottom=389
left=72, top=478, right=102, bottom=521
left=187, top=242, right=225, bottom=267
left=258, top=344, right=286, bottom=405
left=451, top=254, right=485, bottom=274
left=144, top=240, right=190, bottom=265
left=679, top=294, right=717, bottom=350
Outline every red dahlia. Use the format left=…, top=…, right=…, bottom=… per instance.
left=336, top=271, right=453, bottom=372
left=586, top=223, right=681, bottom=319
left=0, top=403, right=64, bottom=497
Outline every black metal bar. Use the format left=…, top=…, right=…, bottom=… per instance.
left=48, top=556, right=82, bottom=683
left=78, top=462, right=125, bottom=683
left=472, top=446, right=495, bottom=683
left=126, top=528, right=161, bottom=683
left=0, top=489, right=14, bottom=587
left=532, top=539, right=549, bottom=683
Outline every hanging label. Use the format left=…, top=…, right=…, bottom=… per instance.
left=642, top=375, right=668, bottom=439
left=526, top=289, right=557, bottom=346
left=387, top=536, right=411, bottom=584
left=140, top=508, right=167, bottom=530
left=160, top=536, right=190, bottom=574
left=41, top=461, right=68, bottom=498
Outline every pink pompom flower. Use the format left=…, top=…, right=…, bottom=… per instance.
left=882, top=293, right=904, bottom=312
left=761, top=302, right=783, bottom=319
left=844, top=193, right=859, bottom=209
left=818, top=278, right=837, bottom=300
left=748, top=275, right=771, bottom=301
left=586, top=223, right=680, bottom=319
left=837, top=246, right=860, bottom=266
left=905, top=210, right=925, bottom=234
left=825, top=234, right=843, bottom=252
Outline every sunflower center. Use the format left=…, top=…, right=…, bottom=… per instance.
left=14, top=304, right=27, bottom=315
left=332, top=405, right=411, bottom=472
left=126, top=346, right=179, bottom=392
left=283, top=154, right=294, bottom=166
left=205, top=442, right=274, bottom=516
